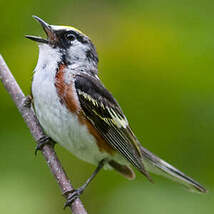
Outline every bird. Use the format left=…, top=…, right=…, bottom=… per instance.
left=26, top=16, right=207, bottom=206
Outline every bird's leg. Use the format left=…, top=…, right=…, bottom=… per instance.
left=35, top=136, right=56, bottom=155
left=64, top=159, right=106, bottom=208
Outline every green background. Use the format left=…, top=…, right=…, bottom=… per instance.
left=0, top=0, right=213, bottom=213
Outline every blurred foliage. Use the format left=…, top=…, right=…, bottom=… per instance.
left=0, top=0, right=213, bottom=213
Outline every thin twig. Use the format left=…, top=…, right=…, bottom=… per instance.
left=0, top=55, right=88, bottom=214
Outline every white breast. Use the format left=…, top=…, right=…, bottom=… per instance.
left=32, top=44, right=110, bottom=165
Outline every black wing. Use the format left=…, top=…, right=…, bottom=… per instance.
left=75, top=73, right=150, bottom=179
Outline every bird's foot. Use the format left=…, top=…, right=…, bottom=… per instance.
left=24, top=95, right=33, bottom=108
left=35, top=136, right=55, bottom=155
left=64, top=187, right=84, bottom=209
left=63, top=159, right=106, bottom=209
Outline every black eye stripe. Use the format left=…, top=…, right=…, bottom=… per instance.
left=56, top=29, right=89, bottom=44
left=61, top=30, right=88, bottom=44
left=66, top=33, right=76, bottom=41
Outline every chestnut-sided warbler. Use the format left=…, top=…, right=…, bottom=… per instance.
left=26, top=16, right=207, bottom=206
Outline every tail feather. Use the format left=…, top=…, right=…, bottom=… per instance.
left=109, top=160, right=136, bottom=180
left=140, top=146, right=207, bottom=193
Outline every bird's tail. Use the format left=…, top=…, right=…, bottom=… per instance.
left=140, top=146, right=207, bottom=193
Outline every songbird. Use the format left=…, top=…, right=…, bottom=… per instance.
left=26, top=16, right=207, bottom=207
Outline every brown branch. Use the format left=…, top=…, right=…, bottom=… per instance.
left=0, top=55, right=88, bottom=214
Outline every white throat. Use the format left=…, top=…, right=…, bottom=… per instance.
left=34, top=44, right=61, bottom=73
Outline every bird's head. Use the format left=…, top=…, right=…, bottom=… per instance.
left=26, top=16, right=98, bottom=69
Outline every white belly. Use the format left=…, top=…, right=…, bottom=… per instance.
left=31, top=44, right=125, bottom=167
left=31, top=55, right=111, bottom=165
left=32, top=78, right=111, bottom=165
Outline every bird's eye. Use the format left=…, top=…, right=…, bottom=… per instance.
left=66, top=33, right=76, bottom=41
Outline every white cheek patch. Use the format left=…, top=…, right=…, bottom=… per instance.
left=66, top=44, right=89, bottom=62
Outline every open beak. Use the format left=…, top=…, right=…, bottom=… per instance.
left=25, top=16, right=56, bottom=44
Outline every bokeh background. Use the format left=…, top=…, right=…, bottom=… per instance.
left=0, top=0, right=213, bottom=213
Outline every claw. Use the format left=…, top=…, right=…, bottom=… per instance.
left=35, top=136, right=55, bottom=155
left=64, top=188, right=84, bottom=209
left=24, top=95, right=33, bottom=108
left=63, top=159, right=105, bottom=209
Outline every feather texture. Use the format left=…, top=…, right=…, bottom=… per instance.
left=74, top=73, right=151, bottom=181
